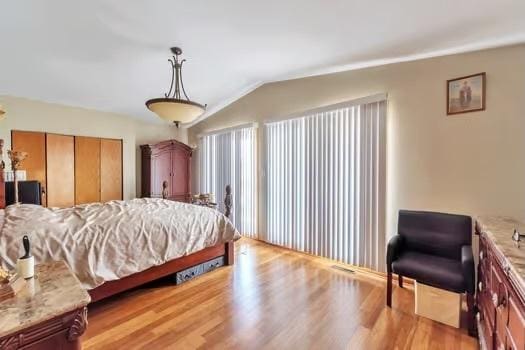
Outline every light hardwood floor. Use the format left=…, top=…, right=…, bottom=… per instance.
left=83, top=238, right=478, bottom=350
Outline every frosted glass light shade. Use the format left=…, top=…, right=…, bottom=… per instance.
left=146, top=98, right=205, bottom=124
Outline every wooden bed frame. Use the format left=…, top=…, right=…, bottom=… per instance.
left=90, top=241, right=234, bottom=302
left=0, top=140, right=235, bottom=302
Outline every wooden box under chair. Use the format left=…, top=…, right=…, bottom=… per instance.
left=415, top=281, right=461, bottom=328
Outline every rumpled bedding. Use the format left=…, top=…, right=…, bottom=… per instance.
left=0, top=198, right=240, bottom=289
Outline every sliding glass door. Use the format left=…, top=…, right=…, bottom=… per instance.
left=198, top=125, right=257, bottom=238
left=264, top=98, right=386, bottom=271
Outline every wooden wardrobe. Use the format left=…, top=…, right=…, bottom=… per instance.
left=11, top=131, right=123, bottom=207
left=140, top=139, right=192, bottom=202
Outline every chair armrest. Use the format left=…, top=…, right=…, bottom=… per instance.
left=386, top=235, right=404, bottom=272
left=461, top=245, right=475, bottom=294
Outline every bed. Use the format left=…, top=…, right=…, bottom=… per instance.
left=0, top=170, right=239, bottom=302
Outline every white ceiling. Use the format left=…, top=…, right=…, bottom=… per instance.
left=1, top=0, right=524, bottom=126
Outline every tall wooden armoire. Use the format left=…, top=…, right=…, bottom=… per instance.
left=140, top=139, right=192, bottom=202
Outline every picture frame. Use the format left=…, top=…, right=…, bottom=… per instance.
left=447, top=72, right=486, bottom=115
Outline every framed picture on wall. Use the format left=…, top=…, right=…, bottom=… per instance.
left=447, top=72, right=486, bottom=115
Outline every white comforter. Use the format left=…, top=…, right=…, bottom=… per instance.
left=0, top=198, right=240, bottom=289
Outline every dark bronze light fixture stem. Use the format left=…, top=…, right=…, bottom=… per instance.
left=146, top=46, right=206, bottom=126
left=164, top=47, right=190, bottom=101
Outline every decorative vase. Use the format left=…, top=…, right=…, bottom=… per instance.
left=7, top=150, right=28, bottom=204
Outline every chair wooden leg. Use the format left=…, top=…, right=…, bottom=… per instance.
left=467, top=292, right=476, bottom=337
left=387, top=271, right=392, bottom=307
left=398, top=275, right=403, bottom=288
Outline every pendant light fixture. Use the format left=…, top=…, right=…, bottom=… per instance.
left=146, top=47, right=206, bottom=127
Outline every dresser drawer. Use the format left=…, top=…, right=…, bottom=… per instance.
left=491, top=261, right=510, bottom=349
left=495, top=332, right=507, bottom=350
left=0, top=308, right=87, bottom=350
left=479, top=236, right=491, bottom=268
left=488, top=264, right=505, bottom=330
left=491, top=260, right=504, bottom=294
left=496, top=290, right=510, bottom=349
left=480, top=304, right=495, bottom=350
left=507, top=295, right=525, bottom=350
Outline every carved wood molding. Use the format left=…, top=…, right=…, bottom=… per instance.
left=67, top=307, right=88, bottom=342
left=0, top=335, right=19, bottom=350
left=141, top=139, right=193, bottom=156
left=140, top=144, right=153, bottom=157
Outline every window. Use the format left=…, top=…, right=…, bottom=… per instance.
left=197, top=125, right=257, bottom=238
left=264, top=96, right=386, bottom=270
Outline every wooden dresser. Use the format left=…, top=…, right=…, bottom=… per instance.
left=476, top=216, right=525, bottom=350
left=140, top=139, right=192, bottom=202
left=0, top=261, right=91, bottom=349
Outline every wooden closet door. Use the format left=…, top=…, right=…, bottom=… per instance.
left=11, top=131, right=47, bottom=206
left=46, top=134, right=75, bottom=207
left=75, top=136, right=101, bottom=204
left=100, top=139, right=122, bottom=202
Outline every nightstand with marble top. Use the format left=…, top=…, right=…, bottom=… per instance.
left=0, top=261, right=91, bottom=350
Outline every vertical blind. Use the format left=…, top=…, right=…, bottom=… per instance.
left=198, top=125, right=257, bottom=238
left=264, top=98, right=386, bottom=271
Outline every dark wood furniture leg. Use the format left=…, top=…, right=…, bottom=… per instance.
left=466, top=292, right=476, bottom=337
left=225, top=241, right=234, bottom=266
left=398, top=275, right=403, bottom=288
left=387, top=271, right=392, bottom=307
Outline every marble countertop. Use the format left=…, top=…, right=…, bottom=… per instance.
left=476, top=216, right=525, bottom=295
left=0, top=261, right=91, bottom=338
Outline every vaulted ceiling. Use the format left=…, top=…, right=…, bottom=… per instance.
left=1, top=0, right=524, bottom=126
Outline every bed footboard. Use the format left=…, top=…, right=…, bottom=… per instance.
left=225, top=241, right=234, bottom=265
left=89, top=241, right=234, bottom=302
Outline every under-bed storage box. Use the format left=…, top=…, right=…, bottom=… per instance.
left=175, top=256, right=225, bottom=284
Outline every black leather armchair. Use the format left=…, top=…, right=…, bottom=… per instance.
left=386, top=210, right=475, bottom=333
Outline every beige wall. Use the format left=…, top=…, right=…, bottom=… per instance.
left=189, top=44, right=525, bottom=237
left=0, top=96, right=187, bottom=199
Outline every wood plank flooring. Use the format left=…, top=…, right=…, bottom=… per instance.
left=83, top=238, right=477, bottom=350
